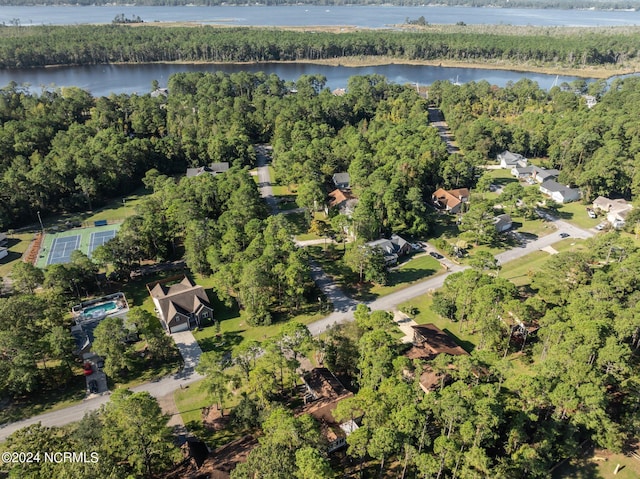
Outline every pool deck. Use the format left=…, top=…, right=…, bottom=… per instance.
left=72, top=292, right=129, bottom=324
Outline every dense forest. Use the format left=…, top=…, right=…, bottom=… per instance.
left=0, top=24, right=639, bottom=70
left=4, top=70, right=640, bottom=477
left=1, top=0, right=639, bottom=8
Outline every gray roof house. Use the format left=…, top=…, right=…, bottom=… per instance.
left=332, top=172, right=351, bottom=190
left=186, top=162, right=230, bottom=178
left=366, top=234, right=412, bottom=266
left=148, top=276, right=214, bottom=334
left=498, top=151, right=528, bottom=169
left=494, top=214, right=513, bottom=233
left=512, top=166, right=560, bottom=184
left=539, top=180, right=581, bottom=204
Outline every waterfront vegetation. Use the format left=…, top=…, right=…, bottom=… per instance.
left=0, top=24, right=639, bottom=75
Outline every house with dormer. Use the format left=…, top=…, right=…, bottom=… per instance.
left=366, top=234, right=412, bottom=266
left=148, top=276, right=214, bottom=334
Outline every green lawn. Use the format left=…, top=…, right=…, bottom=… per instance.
left=0, top=232, right=34, bottom=278
left=498, top=237, right=588, bottom=286
left=557, top=201, right=602, bottom=229
left=41, top=185, right=151, bottom=228
left=515, top=217, right=555, bottom=238
left=499, top=250, right=551, bottom=286
left=194, top=307, right=325, bottom=354
left=487, top=168, right=518, bottom=186
left=369, top=254, right=446, bottom=297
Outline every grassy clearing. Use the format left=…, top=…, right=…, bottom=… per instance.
left=487, top=168, right=519, bottom=185
left=193, top=307, right=325, bottom=354
left=515, top=217, right=556, bottom=238
left=41, top=186, right=151, bottom=228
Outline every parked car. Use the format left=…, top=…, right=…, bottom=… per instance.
left=596, top=222, right=607, bottom=231
left=559, top=232, right=570, bottom=238
left=587, top=209, right=597, bottom=219
left=429, top=251, right=444, bottom=260
left=88, top=380, right=99, bottom=394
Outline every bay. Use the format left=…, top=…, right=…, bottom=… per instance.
left=1, top=4, right=639, bottom=28
left=0, top=62, right=588, bottom=97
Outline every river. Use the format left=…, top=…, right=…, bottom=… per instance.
left=1, top=5, right=639, bottom=27
left=0, top=62, right=589, bottom=98
left=0, top=4, right=632, bottom=96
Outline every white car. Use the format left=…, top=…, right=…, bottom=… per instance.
left=596, top=223, right=607, bottom=231
left=587, top=210, right=597, bottom=219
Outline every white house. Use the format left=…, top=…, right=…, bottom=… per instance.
left=592, top=196, right=633, bottom=229
left=498, top=151, right=528, bottom=169
left=539, top=180, right=581, bottom=204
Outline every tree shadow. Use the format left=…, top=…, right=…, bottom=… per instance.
left=388, top=267, right=437, bottom=286
left=444, top=328, right=475, bottom=353
left=198, top=330, right=244, bottom=355
left=0, top=249, right=22, bottom=266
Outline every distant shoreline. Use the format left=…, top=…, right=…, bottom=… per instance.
left=84, top=57, right=633, bottom=81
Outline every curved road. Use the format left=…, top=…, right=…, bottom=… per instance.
left=0, top=203, right=594, bottom=441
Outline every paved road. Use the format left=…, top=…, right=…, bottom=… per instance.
left=255, top=145, right=278, bottom=215
left=0, top=368, right=203, bottom=441
left=306, top=214, right=595, bottom=336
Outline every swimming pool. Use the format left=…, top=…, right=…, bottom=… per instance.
left=82, top=301, right=117, bottom=320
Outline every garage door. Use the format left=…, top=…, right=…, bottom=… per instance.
left=170, top=322, right=189, bottom=334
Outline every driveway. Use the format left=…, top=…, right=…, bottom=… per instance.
left=171, top=330, right=204, bottom=373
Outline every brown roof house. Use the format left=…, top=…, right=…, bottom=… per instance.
left=298, top=368, right=356, bottom=454
left=148, top=276, right=214, bottom=334
left=327, top=189, right=358, bottom=217
left=405, top=324, right=469, bottom=393
left=432, top=188, right=470, bottom=214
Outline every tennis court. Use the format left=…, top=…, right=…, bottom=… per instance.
left=88, top=229, right=117, bottom=257
left=35, top=223, right=122, bottom=269
left=47, top=235, right=81, bottom=265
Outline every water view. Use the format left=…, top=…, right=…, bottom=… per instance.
left=1, top=4, right=639, bottom=27
left=0, top=62, right=589, bottom=98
